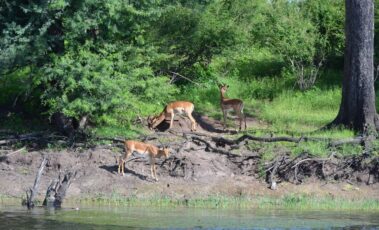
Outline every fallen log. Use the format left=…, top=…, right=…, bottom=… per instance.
left=328, top=136, right=364, bottom=148
left=0, top=132, right=67, bottom=146
left=191, top=136, right=233, bottom=156
left=95, top=137, right=125, bottom=143
left=211, top=134, right=331, bottom=146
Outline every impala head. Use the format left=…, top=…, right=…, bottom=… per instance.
left=159, top=146, right=170, bottom=158
left=147, top=115, right=157, bottom=130
left=220, top=84, right=229, bottom=94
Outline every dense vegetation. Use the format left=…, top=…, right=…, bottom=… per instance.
left=0, top=0, right=378, bottom=139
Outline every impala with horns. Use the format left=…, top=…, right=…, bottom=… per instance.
left=118, top=140, right=170, bottom=181
left=219, top=84, right=247, bottom=131
left=147, top=101, right=197, bottom=131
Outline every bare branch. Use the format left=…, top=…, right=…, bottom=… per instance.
left=168, top=71, right=202, bottom=86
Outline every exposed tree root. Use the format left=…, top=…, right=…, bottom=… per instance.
left=159, top=131, right=379, bottom=186
left=4, top=128, right=379, bottom=190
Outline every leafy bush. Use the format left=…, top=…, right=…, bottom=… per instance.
left=0, top=0, right=362, bottom=136
left=36, top=44, right=177, bottom=125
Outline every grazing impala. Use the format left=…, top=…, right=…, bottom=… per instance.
left=147, top=101, right=197, bottom=131
left=219, top=84, right=247, bottom=131
left=118, top=140, right=170, bottom=181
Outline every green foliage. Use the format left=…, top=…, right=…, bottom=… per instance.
left=292, top=141, right=329, bottom=157
left=251, top=0, right=317, bottom=64
left=299, top=0, right=345, bottom=59
left=0, top=0, right=372, bottom=143
left=261, top=88, right=342, bottom=132
left=0, top=0, right=63, bottom=72
left=28, top=0, right=177, bottom=125
left=37, top=44, right=177, bottom=125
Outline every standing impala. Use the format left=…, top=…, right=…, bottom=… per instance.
left=118, top=140, right=170, bottom=181
left=147, top=101, right=197, bottom=131
left=219, top=84, right=247, bottom=131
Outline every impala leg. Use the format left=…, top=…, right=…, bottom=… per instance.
left=150, top=164, right=154, bottom=180
left=150, top=157, right=158, bottom=181
left=154, top=162, right=158, bottom=181
left=243, top=112, right=247, bottom=130
left=121, top=159, right=124, bottom=176
left=117, top=156, right=121, bottom=174
left=222, top=109, right=227, bottom=130
left=169, top=113, right=174, bottom=129
left=187, top=113, right=197, bottom=131
left=121, top=151, right=132, bottom=176
left=236, top=110, right=243, bottom=131
left=241, top=104, right=247, bottom=130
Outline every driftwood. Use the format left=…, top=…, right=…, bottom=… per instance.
left=26, top=156, right=47, bottom=209
left=43, top=171, right=76, bottom=208
left=0, top=132, right=44, bottom=145
left=25, top=156, right=75, bottom=209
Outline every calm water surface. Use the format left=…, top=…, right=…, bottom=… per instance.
left=1, top=204, right=379, bottom=229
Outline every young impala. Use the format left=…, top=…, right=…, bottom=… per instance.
left=118, top=140, right=170, bottom=181
left=219, top=84, right=247, bottom=131
left=147, top=101, right=197, bottom=131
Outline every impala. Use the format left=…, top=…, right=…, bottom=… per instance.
left=219, top=84, right=247, bottom=131
left=118, top=140, right=170, bottom=181
left=147, top=101, right=197, bottom=131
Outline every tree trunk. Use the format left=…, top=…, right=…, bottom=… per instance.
left=330, top=0, right=378, bottom=133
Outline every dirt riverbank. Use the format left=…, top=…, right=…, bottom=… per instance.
left=0, top=115, right=379, bottom=203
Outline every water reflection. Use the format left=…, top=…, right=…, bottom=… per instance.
left=0, top=205, right=379, bottom=229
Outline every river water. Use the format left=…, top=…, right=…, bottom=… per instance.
left=1, top=205, right=379, bottom=229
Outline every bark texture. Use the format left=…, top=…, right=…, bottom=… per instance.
left=331, top=0, right=378, bottom=132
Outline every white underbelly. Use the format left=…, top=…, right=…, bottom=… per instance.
left=173, top=107, right=186, bottom=114
left=223, top=107, right=235, bottom=111
left=132, top=149, right=149, bottom=156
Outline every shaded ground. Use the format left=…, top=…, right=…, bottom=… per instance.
left=155, top=112, right=264, bottom=134
left=0, top=115, right=379, bottom=202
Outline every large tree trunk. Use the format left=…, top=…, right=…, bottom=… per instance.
left=331, top=0, right=378, bottom=133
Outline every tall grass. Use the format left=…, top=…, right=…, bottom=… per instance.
left=66, top=193, right=379, bottom=211
left=260, top=88, right=341, bottom=132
